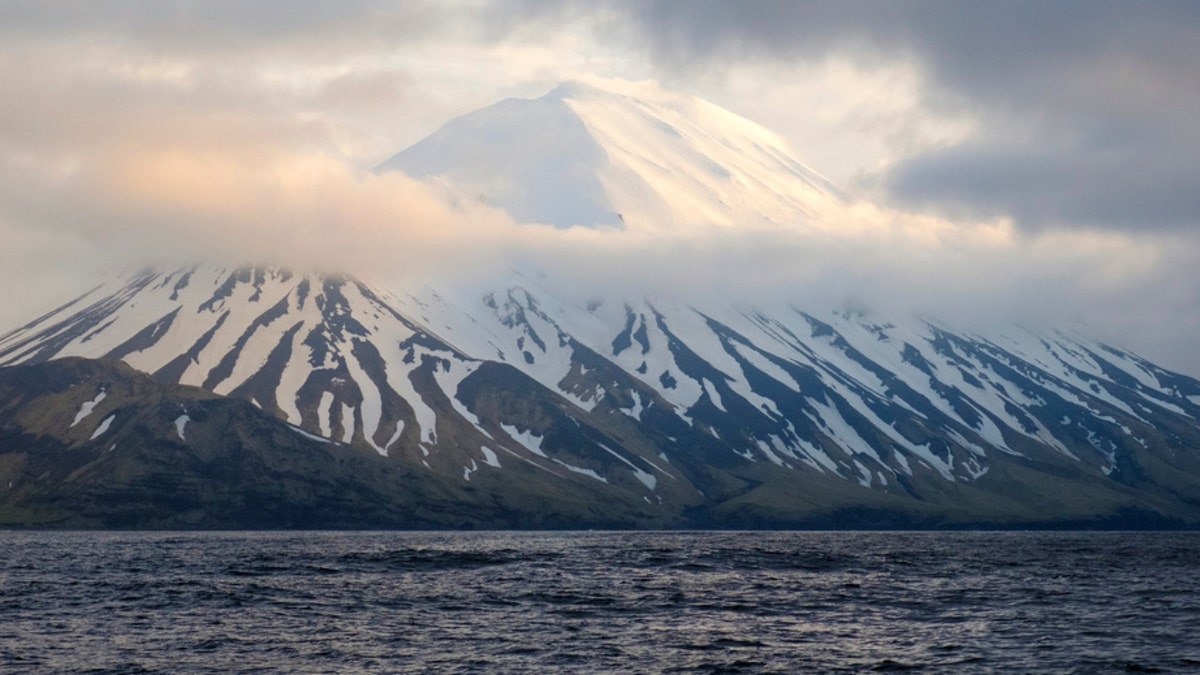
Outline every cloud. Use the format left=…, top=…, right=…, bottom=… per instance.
left=493, top=1, right=1200, bottom=235
left=0, top=122, right=528, bottom=280
left=2, top=100, right=1197, bottom=375
left=0, top=2, right=1197, bottom=378
left=0, top=1, right=449, bottom=57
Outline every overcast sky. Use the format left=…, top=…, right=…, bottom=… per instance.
left=1, top=1, right=1198, bottom=375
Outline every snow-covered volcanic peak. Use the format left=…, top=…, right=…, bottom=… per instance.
left=377, top=78, right=848, bottom=231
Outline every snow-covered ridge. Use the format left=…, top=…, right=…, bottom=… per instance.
left=3, top=263, right=1198, bottom=496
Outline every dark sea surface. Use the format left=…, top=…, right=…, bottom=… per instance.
left=1, top=531, right=1198, bottom=674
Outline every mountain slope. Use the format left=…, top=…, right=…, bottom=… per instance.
left=0, top=358, right=679, bottom=528
left=0, top=357, right=419, bottom=528
left=4, top=265, right=1200, bottom=527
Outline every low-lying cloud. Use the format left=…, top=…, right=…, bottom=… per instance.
left=4, top=110, right=1194, bottom=375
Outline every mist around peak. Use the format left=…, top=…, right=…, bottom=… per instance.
left=0, top=76, right=1197, bottom=376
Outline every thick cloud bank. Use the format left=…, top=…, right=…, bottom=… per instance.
left=503, top=0, right=1200, bottom=235
left=0, top=2, right=1197, bottom=376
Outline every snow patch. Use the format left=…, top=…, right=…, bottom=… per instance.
left=853, top=459, right=873, bottom=487
left=623, top=390, right=645, bottom=420
left=480, top=446, right=502, bottom=468
left=174, top=414, right=189, bottom=441
left=317, top=391, right=334, bottom=438
left=70, top=390, right=107, bottom=428
left=755, top=439, right=787, bottom=467
left=383, top=421, right=405, bottom=454
left=701, top=379, right=726, bottom=412
left=554, top=460, right=608, bottom=483
left=340, top=403, right=355, bottom=443
left=89, top=415, right=115, bottom=441
left=289, top=424, right=330, bottom=444
left=597, top=443, right=665, bottom=488
left=501, top=423, right=547, bottom=457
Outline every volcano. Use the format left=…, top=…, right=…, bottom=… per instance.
left=3, top=80, right=1200, bottom=529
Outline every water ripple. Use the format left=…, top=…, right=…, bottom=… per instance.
left=0, top=531, right=1197, bottom=673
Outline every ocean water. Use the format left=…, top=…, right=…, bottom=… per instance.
left=1, top=531, right=1197, bottom=673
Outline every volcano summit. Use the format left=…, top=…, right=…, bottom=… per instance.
left=377, top=79, right=848, bottom=230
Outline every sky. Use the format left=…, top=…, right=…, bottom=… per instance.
left=0, top=1, right=1198, bottom=375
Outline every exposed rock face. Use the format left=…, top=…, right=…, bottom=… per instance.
left=0, top=358, right=669, bottom=529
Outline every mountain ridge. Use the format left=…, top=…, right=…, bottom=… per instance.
left=4, top=263, right=1200, bottom=528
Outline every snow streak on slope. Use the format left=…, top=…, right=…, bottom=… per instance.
left=70, top=390, right=107, bottom=428
left=418, top=271, right=1200, bottom=486
left=0, top=267, right=688, bottom=497
left=377, top=80, right=847, bottom=231
left=0, top=267, right=434, bottom=451
left=3, top=264, right=1200, bottom=497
